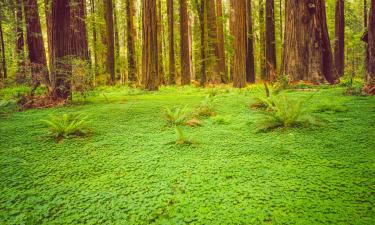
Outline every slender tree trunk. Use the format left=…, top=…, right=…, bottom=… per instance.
left=24, top=0, right=50, bottom=88
left=44, top=0, right=53, bottom=72
left=90, top=0, right=98, bottom=78
left=157, top=0, right=165, bottom=85
left=126, top=0, right=137, bottom=83
left=206, top=0, right=220, bottom=83
left=167, top=0, right=176, bottom=84
left=216, top=0, right=227, bottom=83
left=334, top=0, right=345, bottom=77
left=71, top=0, right=89, bottom=60
left=231, top=0, right=247, bottom=88
left=283, top=0, right=337, bottom=84
left=180, top=0, right=192, bottom=85
left=142, top=0, right=159, bottom=90
left=246, top=0, right=255, bottom=83
left=51, top=0, right=72, bottom=99
left=113, top=1, right=120, bottom=79
left=0, top=21, right=6, bottom=79
left=197, top=0, right=206, bottom=86
left=259, top=0, right=266, bottom=80
left=265, top=0, right=276, bottom=81
left=15, top=0, right=26, bottom=78
left=366, top=0, right=375, bottom=93
left=280, top=0, right=283, bottom=43
left=365, top=0, right=368, bottom=28
left=104, top=0, right=115, bottom=84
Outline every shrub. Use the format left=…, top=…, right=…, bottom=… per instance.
left=162, top=106, right=193, bottom=144
left=195, top=95, right=217, bottom=118
left=254, top=95, right=321, bottom=132
left=42, top=113, right=90, bottom=141
left=273, top=74, right=290, bottom=94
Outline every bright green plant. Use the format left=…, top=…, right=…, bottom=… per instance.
left=162, top=106, right=192, bottom=144
left=42, top=113, right=90, bottom=141
left=210, top=115, right=231, bottom=125
left=195, top=95, right=217, bottom=117
left=313, top=101, right=348, bottom=113
left=0, top=100, right=17, bottom=116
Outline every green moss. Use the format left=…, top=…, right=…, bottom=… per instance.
left=0, top=86, right=374, bottom=224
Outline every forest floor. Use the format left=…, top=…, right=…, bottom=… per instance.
left=0, top=85, right=374, bottom=224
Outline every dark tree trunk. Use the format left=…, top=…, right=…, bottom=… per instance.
left=71, top=0, right=89, bottom=60
left=142, top=0, right=159, bottom=90
left=51, top=0, right=72, bottom=99
left=283, top=0, right=338, bottom=84
left=113, top=1, right=120, bottom=79
left=104, top=0, right=115, bottom=84
left=366, top=0, right=375, bottom=93
left=157, top=0, right=165, bottom=85
left=334, top=0, right=345, bottom=77
left=246, top=0, right=255, bottom=83
left=126, top=0, right=137, bottom=83
left=24, top=0, right=50, bottom=87
left=167, top=0, right=176, bottom=85
left=206, top=0, right=220, bottom=83
left=259, top=0, right=266, bottom=80
left=231, top=0, right=247, bottom=88
left=15, top=0, right=26, bottom=78
left=180, top=0, right=191, bottom=85
left=197, top=0, right=206, bottom=86
left=216, top=0, right=227, bottom=83
left=265, top=0, right=276, bottom=81
left=0, top=21, right=6, bottom=79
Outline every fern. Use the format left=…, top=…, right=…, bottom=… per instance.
left=195, top=95, right=217, bottom=117
left=162, top=105, right=190, bottom=126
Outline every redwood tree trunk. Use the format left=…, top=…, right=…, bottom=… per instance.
left=71, top=0, right=89, bottom=60
left=259, top=0, right=266, bottom=80
left=283, top=0, right=337, bottom=84
left=104, top=0, right=115, bottom=84
left=90, top=0, right=98, bottom=77
left=157, top=0, right=165, bottom=85
left=44, top=0, right=53, bottom=72
left=216, top=0, right=227, bottom=83
left=334, top=0, right=345, bottom=77
left=142, top=0, right=159, bottom=90
left=24, top=0, right=50, bottom=87
left=231, top=0, right=247, bottom=88
left=180, top=0, right=191, bottom=85
left=198, top=0, right=206, bottom=86
left=15, top=0, right=26, bottom=77
left=366, top=0, right=375, bottom=93
left=167, top=0, right=176, bottom=84
left=126, top=0, right=137, bottom=83
left=246, top=0, right=255, bottom=83
left=265, top=0, right=276, bottom=81
left=51, top=0, right=72, bottom=99
left=0, top=21, right=6, bottom=79
left=206, top=0, right=220, bottom=83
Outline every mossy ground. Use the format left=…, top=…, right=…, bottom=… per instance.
left=1, top=85, right=374, bottom=224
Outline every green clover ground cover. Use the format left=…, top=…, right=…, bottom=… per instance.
left=0, top=86, right=374, bottom=224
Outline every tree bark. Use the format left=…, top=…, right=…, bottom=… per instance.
left=142, top=0, right=159, bottom=90
left=104, top=0, right=115, bottom=84
left=196, top=0, right=206, bottom=86
left=71, top=0, right=89, bottom=60
left=126, top=0, right=137, bottom=83
left=51, top=0, right=72, bottom=99
left=113, top=1, right=120, bottom=79
left=259, top=0, right=266, bottom=80
left=0, top=20, right=6, bottom=79
left=206, top=0, right=220, bottom=83
left=246, top=0, right=255, bottom=83
left=283, top=0, right=337, bottom=84
left=180, top=0, right=192, bottom=85
left=231, top=0, right=247, bottom=88
left=44, top=0, right=53, bottom=72
left=24, top=0, right=50, bottom=87
left=15, top=0, right=26, bottom=78
left=366, top=0, right=375, bottom=93
left=216, top=0, right=227, bottom=83
left=266, top=0, right=276, bottom=81
left=334, top=0, right=345, bottom=77
left=157, top=0, right=165, bottom=85
left=89, top=0, right=98, bottom=78
left=365, top=0, right=368, bottom=28
left=167, top=0, right=176, bottom=84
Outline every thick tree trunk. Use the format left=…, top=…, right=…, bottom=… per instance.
left=157, top=0, right=165, bottom=85
left=334, top=0, right=345, bottom=77
left=246, top=0, right=255, bottom=83
left=265, top=0, right=276, bottom=81
left=71, top=0, right=89, bottom=60
left=180, top=0, right=191, bottom=85
left=167, top=0, right=176, bottom=84
left=51, top=0, right=72, bottom=99
left=15, top=0, right=26, bottom=78
left=259, top=0, right=266, bottom=80
left=104, top=0, right=115, bottom=84
left=283, top=0, right=337, bottom=84
left=126, top=0, right=137, bottom=83
left=24, top=0, right=50, bottom=88
left=366, top=0, right=375, bottom=93
left=142, top=0, right=159, bottom=90
left=216, top=0, right=227, bottom=83
left=231, top=0, right=247, bottom=88
left=206, top=0, right=220, bottom=83
left=0, top=21, right=6, bottom=79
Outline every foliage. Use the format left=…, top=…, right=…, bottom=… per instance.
left=210, top=115, right=231, bottom=125
left=41, top=113, right=90, bottom=141
left=273, top=74, right=290, bottom=94
left=313, top=101, right=348, bottom=113
left=0, top=99, right=17, bottom=116
left=194, top=95, right=217, bottom=118
left=162, top=106, right=193, bottom=144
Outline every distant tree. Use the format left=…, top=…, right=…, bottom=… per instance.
left=180, top=0, right=192, bottom=85
left=15, top=0, right=26, bottom=78
left=126, top=0, right=137, bottom=83
left=206, top=0, right=220, bottom=83
left=259, top=0, right=266, bottom=80
left=0, top=20, right=6, bottom=79
left=246, top=0, right=255, bottom=83
left=216, top=0, right=227, bottom=83
left=157, top=0, right=165, bottom=85
left=265, top=0, right=276, bottom=81
left=334, top=0, right=345, bottom=77
left=231, top=0, right=247, bottom=88
left=89, top=0, right=98, bottom=78
left=142, top=0, right=159, bottom=90
left=104, top=0, right=115, bottom=84
left=167, top=0, right=176, bottom=84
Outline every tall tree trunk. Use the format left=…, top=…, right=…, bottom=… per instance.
left=334, top=0, right=345, bottom=77
left=113, top=1, right=120, bottom=79
left=280, top=0, right=283, bottom=43
left=259, top=0, right=266, bottom=80
left=216, top=0, right=227, bottom=83
left=265, top=0, right=276, bottom=81
left=142, top=0, right=159, bottom=90
left=51, top=0, right=72, bottom=99
left=365, top=0, right=368, bottom=28
left=44, top=0, right=53, bottom=72
left=180, top=0, right=191, bottom=85
left=283, top=0, right=337, bottom=84
left=0, top=21, right=6, bottom=79
left=90, top=0, right=98, bottom=78
left=366, top=0, right=375, bottom=93
left=24, top=0, right=50, bottom=88
left=157, top=0, right=165, bottom=85
left=167, top=0, right=176, bottom=84
left=246, top=0, right=255, bottom=83
left=71, top=0, right=89, bottom=60
left=231, top=0, right=247, bottom=88
left=15, top=0, right=26, bottom=78
left=206, top=0, right=220, bottom=83
left=126, top=0, right=137, bottom=83
left=104, top=0, right=115, bottom=84
left=197, top=0, right=206, bottom=86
